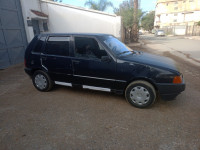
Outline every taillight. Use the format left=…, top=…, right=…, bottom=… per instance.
left=24, top=59, right=27, bottom=67
left=173, top=76, right=182, bottom=84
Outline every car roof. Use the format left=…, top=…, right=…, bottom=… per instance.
left=40, top=33, right=112, bottom=37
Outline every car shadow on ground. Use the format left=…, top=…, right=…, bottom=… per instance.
left=51, top=84, right=182, bottom=109
left=53, top=85, right=124, bottom=99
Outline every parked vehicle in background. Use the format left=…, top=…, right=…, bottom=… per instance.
left=24, top=33, right=185, bottom=108
left=155, top=30, right=165, bottom=36
left=151, top=29, right=156, bottom=34
left=139, top=31, right=143, bottom=35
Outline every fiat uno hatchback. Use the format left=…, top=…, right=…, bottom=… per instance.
left=24, top=33, right=185, bottom=108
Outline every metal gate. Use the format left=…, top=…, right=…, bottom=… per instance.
left=0, top=0, right=27, bottom=69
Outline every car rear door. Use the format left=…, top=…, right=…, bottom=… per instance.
left=42, top=36, right=73, bottom=82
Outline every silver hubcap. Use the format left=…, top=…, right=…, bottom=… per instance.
left=130, top=86, right=150, bottom=105
left=34, top=74, right=47, bottom=90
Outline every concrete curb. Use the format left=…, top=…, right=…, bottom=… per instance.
left=184, top=36, right=200, bottom=40
left=143, top=43, right=200, bottom=67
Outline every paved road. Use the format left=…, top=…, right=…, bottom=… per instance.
left=0, top=46, right=200, bottom=150
left=140, top=34, right=200, bottom=63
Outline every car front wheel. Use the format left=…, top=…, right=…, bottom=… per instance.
left=32, top=70, right=53, bottom=92
left=125, top=80, right=156, bottom=108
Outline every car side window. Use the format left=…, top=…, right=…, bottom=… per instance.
left=45, top=36, right=70, bottom=56
left=74, top=37, right=108, bottom=59
left=32, top=36, right=46, bottom=53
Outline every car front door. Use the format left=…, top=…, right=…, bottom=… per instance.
left=71, top=36, right=116, bottom=90
left=42, top=36, right=73, bottom=82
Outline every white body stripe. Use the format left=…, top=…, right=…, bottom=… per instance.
left=55, top=81, right=72, bottom=87
left=54, top=81, right=111, bottom=92
left=82, top=85, right=111, bottom=92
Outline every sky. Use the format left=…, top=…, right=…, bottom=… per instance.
left=62, top=0, right=157, bottom=14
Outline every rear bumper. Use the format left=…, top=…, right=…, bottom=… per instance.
left=156, top=82, right=185, bottom=100
left=24, top=68, right=33, bottom=76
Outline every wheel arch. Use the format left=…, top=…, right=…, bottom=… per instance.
left=30, top=68, right=47, bottom=76
left=125, top=77, right=158, bottom=92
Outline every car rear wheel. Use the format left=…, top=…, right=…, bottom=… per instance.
left=32, top=70, right=53, bottom=92
left=125, top=80, right=156, bottom=108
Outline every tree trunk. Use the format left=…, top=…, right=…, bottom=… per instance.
left=132, top=0, right=139, bottom=42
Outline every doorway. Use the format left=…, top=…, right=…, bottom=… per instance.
left=32, top=20, right=40, bottom=35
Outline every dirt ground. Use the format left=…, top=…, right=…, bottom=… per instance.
left=0, top=46, right=200, bottom=150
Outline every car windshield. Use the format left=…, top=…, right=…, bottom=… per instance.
left=101, top=36, right=134, bottom=56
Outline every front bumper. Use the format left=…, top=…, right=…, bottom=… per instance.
left=156, top=81, right=185, bottom=100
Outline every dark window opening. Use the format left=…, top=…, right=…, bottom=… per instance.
left=74, top=37, right=107, bottom=59
left=45, top=36, right=70, bottom=56
left=43, top=22, right=48, bottom=32
left=174, top=7, right=178, bottom=10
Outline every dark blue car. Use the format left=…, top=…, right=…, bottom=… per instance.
left=24, top=33, right=185, bottom=108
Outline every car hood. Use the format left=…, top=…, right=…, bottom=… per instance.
left=118, top=51, right=179, bottom=73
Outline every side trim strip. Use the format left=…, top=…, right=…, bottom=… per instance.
left=83, top=85, right=111, bottom=92
left=74, top=75, right=126, bottom=83
left=55, top=81, right=111, bottom=92
left=55, top=81, right=72, bottom=87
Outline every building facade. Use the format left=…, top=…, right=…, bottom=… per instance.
left=0, top=0, right=122, bottom=69
left=21, top=0, right=122, bottom=43
left=154, top=0, right=200, bottom=35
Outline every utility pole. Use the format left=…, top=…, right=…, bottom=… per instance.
left=132, top=0, right=139, bottom=42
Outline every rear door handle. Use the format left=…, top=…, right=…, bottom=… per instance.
left=72, top=60, right=80, bottom=64
left=41, top=56, right=47, bottom=61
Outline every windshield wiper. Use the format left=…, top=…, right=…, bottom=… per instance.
left=117, top=50, right=137, bottom=56
left=117, top=51, right=130, bottom=56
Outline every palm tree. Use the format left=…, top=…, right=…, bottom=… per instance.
left=49, top=0, right=62, bottom=2
left=84, top=0, right=113, bottom=11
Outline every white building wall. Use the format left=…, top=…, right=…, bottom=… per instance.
left=40, top=0, right=121, bottom=39
left=20, top=0, right=122, bottom=42
left=160, top=14, right=166, bottom=23
left=20, top=0, right=41, bottom=42
left=156, top=3, right=167, bottom=14
left=193, top=11, right=200, bottom=22
left=177, top=13, right=184, bottom=23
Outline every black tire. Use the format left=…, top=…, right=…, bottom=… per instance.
left=32, top=70, right=53, bottom=92
left=125, top=80, right=156, bottom=108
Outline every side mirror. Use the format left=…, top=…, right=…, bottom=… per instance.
left=101, top=56, right=111, bottom=62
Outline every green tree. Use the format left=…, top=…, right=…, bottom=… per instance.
left=197, top=21, right=200, bottom=26
left=84, top=0, right=113, bottom=11
left=114, top=0, right=143, bottom=40
left=141, top=11, right=155, bottom=31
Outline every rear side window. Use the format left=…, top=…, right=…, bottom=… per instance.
left=45, top=36, right=70, bottom=56
left=32, top=36, right=46, bottom=53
